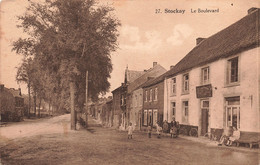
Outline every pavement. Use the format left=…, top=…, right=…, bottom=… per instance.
left=101, top=121, right=259, bottom=153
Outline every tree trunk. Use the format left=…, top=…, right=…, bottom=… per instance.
left=33, top=94, right=36, bottom=117
left=49, top=99, right=51, bottom=115
left=28, top=81, right=31, bottom=119
left=38, top=98, right=42, bottom=118
left=70, top=81, right=76, bottom=130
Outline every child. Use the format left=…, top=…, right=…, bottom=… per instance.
left=147, top=123, right=152, bottom=138
left=170, top=126, right=174, bottom=138
left=127, top=123, right=134, bottom=139
left=156, top=122, right=162, bottom=138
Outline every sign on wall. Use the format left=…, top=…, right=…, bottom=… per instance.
left=196, top=84, right=212, bottom=98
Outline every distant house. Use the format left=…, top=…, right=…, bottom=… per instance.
left=141, top=70, right=169, bottom=129
left=164, top=8, right=260, bottom=139
left=127, top=62, right=166, bottom=130
left=100, top=96, right=113, bottom=127
left=0, top=84, right=24, bottom=122
left=112, top=67, right=144, bottom=129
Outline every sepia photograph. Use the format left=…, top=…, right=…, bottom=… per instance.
left=0, top=0, right=259, bottom=164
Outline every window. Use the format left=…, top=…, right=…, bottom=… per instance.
left=121, top=95, right=124, bottom=106
left=227, top=57, right=239, bottom=84
left=143, top=110, right=147, bottom=126
left=149, top=89, right=153, bottom=102
left=171, top=102, right=176, bottom=118
left=182, top=74, right=189, bottom=93
left=226, top=97, right=240, bottom=129
left=154, top=88, right=158, bottom=101
left=134, top=95, right=137, bottom=107
left=148, top=110, right=152, bottom=125
left=201, top=67, right=210, bottom=85
left=171, top=78, right=176, bottom=95
left=139, top=93, right=142, bottom=107
left=182, top=101, right=189, bottom=123
left=153, top=110, right=158, bottom=126
left=145, top=90, right=148, bottom=102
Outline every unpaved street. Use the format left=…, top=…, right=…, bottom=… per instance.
left=0, top=114, right=259, bottom=165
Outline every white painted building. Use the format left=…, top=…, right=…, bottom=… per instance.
left=164, top=8, right=260, bottom=138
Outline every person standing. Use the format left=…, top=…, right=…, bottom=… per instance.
left=170, top=117, right=177, bottom=138
left=127, top=123, right=134, bottom=139
left=147, top=123, right=152, bottom=138
left=163, top=120, right=168, bottom=133
left=156, top=122, right=162, bottom=138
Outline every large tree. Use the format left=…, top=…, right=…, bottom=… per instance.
left=16, top=57, right=34, bottom=118
left=13, top=0, right=121, bottom=129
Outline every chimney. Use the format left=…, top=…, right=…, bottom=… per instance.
left=18, top=88, right=22, bottom=96
left=196, top=37, right=206, bottom=45
left=153, top=62, right=157, bottom=67
left=0, top=84, right=4, bottom=92
left=248, top=7, right=258, bottom=14
left=170, top=65, right=175, bottom=69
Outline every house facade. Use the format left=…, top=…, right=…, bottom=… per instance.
left=129, top=88, right=143, bottom=130
left=112, top=67, right=144, bottom=129
left=142, top=78, right=165, bottom=128
left=164, top=8, right=260, bottom=139
left=127, top=62, right=166, bottom=130
left=0, top=84, right=24, bottom=122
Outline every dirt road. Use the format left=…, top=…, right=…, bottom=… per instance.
left=0, top=114, right=259, bottom=165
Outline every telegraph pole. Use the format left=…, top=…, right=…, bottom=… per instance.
left=85, top=70, right=88, bottom=127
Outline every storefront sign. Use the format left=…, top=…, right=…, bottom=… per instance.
left=196, top=84, right=212, bottom=98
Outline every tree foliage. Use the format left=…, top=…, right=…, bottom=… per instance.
left=13, top=0, right=121, bottom=114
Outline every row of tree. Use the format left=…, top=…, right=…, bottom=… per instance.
left=12, top=0, right=120, bottom=129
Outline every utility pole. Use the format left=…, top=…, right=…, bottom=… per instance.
left=70, top=81, right=76, bottom=130
left=85, top=70, right=88, bottom=127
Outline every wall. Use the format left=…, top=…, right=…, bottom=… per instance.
left=112, top=90, right=121, bottom=128
left=164, top=47, right=260, bottom=134
left=143, top=81, right=164, bottom=126
left=129, top=88, right=143, bottom=129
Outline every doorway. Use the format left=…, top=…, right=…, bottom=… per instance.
left=201, top=100, right=209, bottom=136
left=225, top=97, right=240, bottom=129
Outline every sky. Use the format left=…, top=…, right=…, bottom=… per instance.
left=0, top=0, right=259, bottom=96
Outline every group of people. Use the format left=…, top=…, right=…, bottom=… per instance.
left=127, top=117, right=180, bottom=139
left=218, top=126, right=240, bottom=146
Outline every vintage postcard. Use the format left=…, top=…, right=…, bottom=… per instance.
left=0, top=0, right=259, bottom=164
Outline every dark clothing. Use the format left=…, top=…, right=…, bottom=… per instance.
left=163, top=122, right=168, bottom=133
left=170, top=121, right=177, bottom=128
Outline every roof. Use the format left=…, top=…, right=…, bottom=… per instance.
left=5, top=88, right=22, bottom=98
left=111, top=85, right=125, bottom=93
left=112, top=68, right=145, bottom=93
left=127, top=64, right=167, bottom=93
left=142, top=70, right=170, bottom=88
left=126, top=69, right=144, bottom=83
left=164, top=8, right=260, bottom=78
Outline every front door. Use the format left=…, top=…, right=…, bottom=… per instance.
left=138, top=111, right=142, bottom=130
left=201, top=100, right=209, bottom=136
left=121, top=113, right=126, bottom=129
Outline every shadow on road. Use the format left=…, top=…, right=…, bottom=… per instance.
left=85, top=128, right=96, bottom=133
left=84, top=117, right=103, bottom=133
